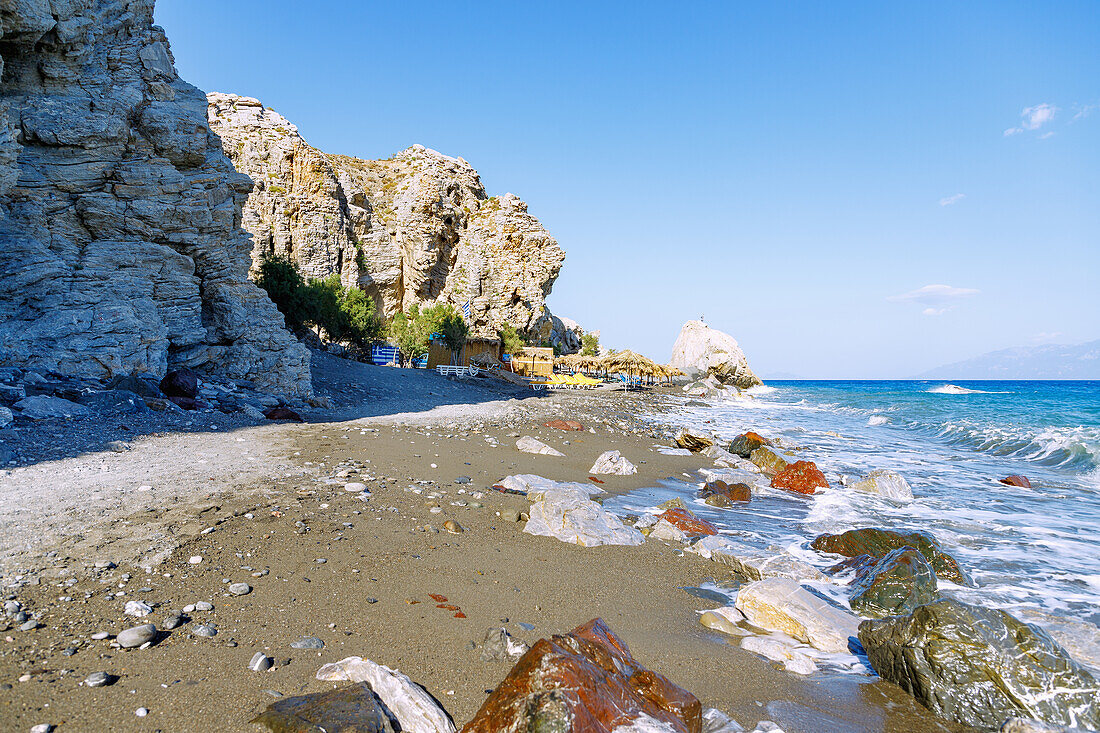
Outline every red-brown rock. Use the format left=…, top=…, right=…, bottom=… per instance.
left=770, top=460, right=829, bottom=495
left=264, top=406, right=304, bottom=422
left=463, top=618, right=702, bottom=733
left=999, top=475, right=1031, bottom=488
left=728, top=431, right=773, bottom=458
left=657, top=507, right=719, bottom=537
left=545, top=419, right=584, bottom=431
left=699, top=480, right=751, bottom=505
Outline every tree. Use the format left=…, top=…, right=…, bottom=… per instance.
left=438, top=306, right=469, bottom=365
left=581, top=332, right=600, bottom=357
left=497, top=323, right=526, bottom=355
left=255, top=254, right=310, bottom=330
left=387, top=305, right=428, bottom=365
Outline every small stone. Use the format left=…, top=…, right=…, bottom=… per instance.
left=162, top=614, right=185, bottom=630
left=228, top=583, right=251, bottom=596
left=124, top=600, right=153, bottom=617
left=343, top=482, right=367, bottom=493
left=500, top=510, right=519, bottom=523
left=193, top=624, right=217, bottom=638
left=290, top=636, right=324, bottom=649
left=443, top=520, right=464, bottom=534
left=182, top=604, right=195, bottom=613
left=90, top=631, right=110, bottom=640
left=188, top=556, right=202, bottom=564
left=195, top=601, right=213, bottom=611
left=135, top=707, right=148, bottom=717
left=30, top=725, right=53, bottom=733
left=249, top=652, right=273, bottom=672
left=84, top=671, right=112, bottom=688
left=314, top=558, right=327, bottom=564
left=19, top=619, right=38, bottom=631
left=455, top=476, right=472, bottom=484
left=117, top=624, right=157, bottom=648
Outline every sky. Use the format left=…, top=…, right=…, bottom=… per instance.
left=156, top=1, right=1099, bottom=378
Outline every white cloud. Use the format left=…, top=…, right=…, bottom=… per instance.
left=1072, top=102, right=1099, bottom=122
left=939, top=193, right=965, bottom=206
left=888, top=284, right=980, bottom=316
left=1031, top=331, right=1065, bottom=343
left=1004, top=103, right=1057, bottom=136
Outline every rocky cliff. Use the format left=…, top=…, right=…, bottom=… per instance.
left=670, top=320, right=761, bottom=389
left=207, top=93, right=571, bottom=344
left=0, top=1, right=311, bottom=395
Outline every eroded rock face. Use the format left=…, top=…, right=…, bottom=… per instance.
left=669, top=321, right=761, bottom=389
left=858, top=599, right=1100, bottom=731
left=810, top=528, right=972, bottom=586
left=208, top=93, right=571, bottom=344
left=463, top=618, right=702, bottom=733
left=0, top=4, right=311, bottom=395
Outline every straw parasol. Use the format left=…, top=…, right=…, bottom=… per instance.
left=600, top=350, right=663, bottom=383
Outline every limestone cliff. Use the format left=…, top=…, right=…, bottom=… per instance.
left=207, top=93, right=569, bottom=343
left=670, top=320, right=761, bottom=389
left=0, top=1, right=311, bottom=395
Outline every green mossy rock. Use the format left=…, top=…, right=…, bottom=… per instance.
left=848, top=546, right=938, bottom=618
left=811, top=527, right=972, bottom=586
left=858, top=599, right=1100, bottom=731
left=252, top=682, right=396, bottom=732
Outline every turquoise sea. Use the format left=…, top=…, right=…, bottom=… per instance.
left=607, top=380, right=1100, bottom=640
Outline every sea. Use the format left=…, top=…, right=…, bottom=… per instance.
left=604, top=380, right=1100, bottom=669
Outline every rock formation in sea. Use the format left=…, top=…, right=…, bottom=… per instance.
left=207, top=93, right=578, bottom=349
left=669, top=320, right=761, bottom=389
left=0, top=1, right=312, bottom=395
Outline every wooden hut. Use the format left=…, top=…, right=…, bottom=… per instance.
left=427, top=337, right=502, bottom=369
left=510, top=346, right=554, bottom=378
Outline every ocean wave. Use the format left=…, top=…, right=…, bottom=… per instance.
left=745, top=385, right=778, bottom=396
left=932, top=420, right=1100, bottom=471
left=867, top=415, right=888, bottom=426
left=928, top=384, right=1012, bottom=395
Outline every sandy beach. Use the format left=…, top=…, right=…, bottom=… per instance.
left=0, top=354, right=967, bottom=732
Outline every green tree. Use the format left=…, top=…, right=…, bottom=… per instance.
left=387, top=304, right=429, bottom=364
left=497, top=323, right=526, bottom=355
left=255, top=254, right=311, bottom=330
left=438, top=306, right=469, bottom=364
left=581, top=332, right=600, bottom=357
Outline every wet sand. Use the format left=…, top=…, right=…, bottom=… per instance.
left=0, top=359, right=968, bottom=732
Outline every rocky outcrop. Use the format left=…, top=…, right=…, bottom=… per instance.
left=0, top=2, right=311, bottom=395
left=207, top=93, right=571, bottom=343
left=811, top=528, right=972, bottom=586
left=669, top=320, right=761, bottom=389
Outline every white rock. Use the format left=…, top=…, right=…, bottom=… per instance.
left=701, top=708, right=746, bottom=732
left=589, top=450, right=637, bottom=476
left=734, top=578, right=860, bottom=653
left=611, top=713, right=681, bottom=732
left=669, top=320, right=761, bottom=389
left=515, top=436, right=565, bottom=456
left=123, top=600, right=153, bottom=618
left=649, top=519, right=688, bottom=543
left=740, top=636, right=819, bottom=675
left=316, top=656, right=456, bottom=733
left=498, top=474, right=603, bottom=499
left=188, top=556, right=202, bottom=564
left=517, top=476, right=644, bottom=548
left=847, top=469, right=913, bottom=501
left=687, top=536, right=826, bottom=582
left=343, top=482, right=367, bottom=492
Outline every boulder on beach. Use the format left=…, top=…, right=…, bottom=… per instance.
left=734, top=577, right=860, bottom=653
left=848, top=546, right=938, bottom=618
left=810, top=527, right=972, bottom=586
left=749, top=446, right=790, bottom=476
left=159, top=368, right=199, bottom=399
left=729, top=431, right=773, bottom=458
left=770, top=460, right=829, bottom=495
left=589, top=449, right=637, bottom=476
left=669, top=320, right=762, bottom=389
left=464, top=618, right=702, bottom=733
left=315, top=656, right=456, bottom=733
left=673, top=428, right=715, bottom=453
left=252, top=683, right=398, bottom=732
left=689, top=535, right=827, bottom=583
left=848, top=469, right=913, bottom=501
left=13, top=395, right=90, bottom=420
left=656, top=507, right=718, bottom=538
left=515, top=435, right=565, bottom=456
left=520, top=476, right=643, bottom=547
left=858, top=599, right=1100, bottom=731
left=700, top=480, right=752, bottom=505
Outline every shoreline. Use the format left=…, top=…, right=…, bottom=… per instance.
left=0, top=359, right=972, bottom=731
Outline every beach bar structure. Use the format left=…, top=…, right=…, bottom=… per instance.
left=509, top=346, right=554, bottom=378
left=427, top=336, right=503, bottom=370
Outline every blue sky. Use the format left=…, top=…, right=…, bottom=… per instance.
left=157, top=1, right=1099, bottom=378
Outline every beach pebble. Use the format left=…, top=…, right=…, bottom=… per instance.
left=193, top=624, right=217, bottom=638
left=188, top=556, right=202, bottom=564
left=124, top=600, right=153, bottom=617
left=500, top=510, right=519, bottom=523
left=249, top=652, right=273, bottom=672
left=455, top=476, right=471, bottom=484
left=135, top=707, right=148, bottom=717
left=162, top=614, right=185, bottom=630
left=3, top=600, right=20, bottom=614
left=343, top=482, right=367, bottom=492
left=30, top=725, right=53, bottom=733
left=90, top=631, right=110, bottom=640
left=290, top=636, right=324, bottom=649
left=228, top=583, right=252, bottom=596
left=195, top=601, right=213, bottom=611
left=117, top=624, right=156, bottom=648
left=84, top=671, right=112, bottom=688
left=443, top=520, right=464, bottom=534
left=19, top=619, right=38, bottom=631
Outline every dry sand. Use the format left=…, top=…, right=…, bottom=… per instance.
left=0, top=357, right=967, bottom=732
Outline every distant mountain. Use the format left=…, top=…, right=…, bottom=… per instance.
left=918, top=340, right=1100, bottom=380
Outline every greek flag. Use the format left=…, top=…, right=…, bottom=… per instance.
left=462, top=299, right=471, bottom=320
